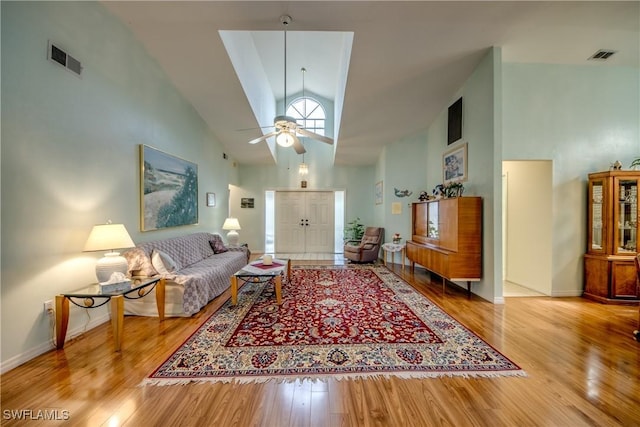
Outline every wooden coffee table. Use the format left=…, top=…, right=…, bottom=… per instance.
left=230, top=258, right=291, bottom=306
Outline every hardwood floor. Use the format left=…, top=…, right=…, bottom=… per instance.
left=2, top=260, right=639, bottom=426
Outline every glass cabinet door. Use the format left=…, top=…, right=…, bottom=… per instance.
left=590, top=180, right=605, bottom=252
left=427, top=201, right=439, bottom=239
left=614, top=178, right=638, bottom=254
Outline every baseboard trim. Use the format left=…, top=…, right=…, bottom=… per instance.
left=0, top=313, right=109, bottom=374
left=550, top=290, right=583, bottom=297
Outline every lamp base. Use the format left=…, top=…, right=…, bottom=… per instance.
left=226, top=230, right=240, bottom=247
left=96, top=251, right=129, bottom=283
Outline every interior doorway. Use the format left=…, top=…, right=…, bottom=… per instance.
left=502, top=160, right=553, bottom=296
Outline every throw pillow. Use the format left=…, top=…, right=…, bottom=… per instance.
left=151, top=249, right=178, bottom=274
left=210, top=237, right=228, bottom=254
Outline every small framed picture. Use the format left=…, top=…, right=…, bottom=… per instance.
left=206, top=192, right=216, bottom=207
left=375, top=181, right=383, bottom=205
left=241, top=198, right=255, bottom=208
left=443, top=142, right=468, bottom=184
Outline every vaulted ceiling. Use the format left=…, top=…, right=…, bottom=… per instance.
left=102, top=1, right=639, bottom=166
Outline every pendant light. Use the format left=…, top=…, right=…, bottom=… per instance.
left=298, top=67, right=309, bottom=175
left=298, top=155, right=309, bottom=175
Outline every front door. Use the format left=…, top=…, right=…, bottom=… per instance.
left=275, top=191, right=335, bottom=253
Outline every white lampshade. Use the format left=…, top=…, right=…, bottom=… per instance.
left=298, top=162, right=309, bottom=176
left=84, top=223, right=135, bottom=283
left=222, top=218, right=241, bottom=247
left=222, top=218, right=241, bottom=231
left=84, top=223, right=135, bottom=252
left=276, top=131, right=295, bottom=147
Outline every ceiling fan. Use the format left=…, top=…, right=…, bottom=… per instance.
left=247, top=15, right=334, bottom=155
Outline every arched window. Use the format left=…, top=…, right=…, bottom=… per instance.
left=286, top=97, right=327, bottom=136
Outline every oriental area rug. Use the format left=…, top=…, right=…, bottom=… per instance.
left=142, top=265, right=524, bottom=385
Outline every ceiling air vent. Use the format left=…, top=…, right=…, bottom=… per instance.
left=588, top=49, right=617, bottom=61
left=48, top=41, right=82, bottom=76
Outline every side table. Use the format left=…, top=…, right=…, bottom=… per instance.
left=55, top=277, right=165, bottom=352
left=381, top=242, right=406, bottom=271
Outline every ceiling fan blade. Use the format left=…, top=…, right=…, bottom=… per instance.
left=248, top=131, right=278, bottom=145
left=292, top=135, right=306, bottom=154
left=236, top=125, right=276, bottom=132
left=297, top=128, right=334, bottom=145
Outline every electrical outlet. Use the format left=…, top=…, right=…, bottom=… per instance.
left=43, top=300, right=54, bottom=314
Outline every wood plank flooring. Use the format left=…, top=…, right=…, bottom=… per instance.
left=2, top=259, right=639, bottom=426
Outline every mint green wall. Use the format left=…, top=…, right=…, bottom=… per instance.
left=503, top=63, right=640, bottom=296
left=422, top=48, right=501, bottom=302
left=234, top=141, right=375, bottom=252
left=373, top=49, right=501, bottom=290
left=377, top=133, right=429, bottom=248
left=1, top=2, right=234, bottom=369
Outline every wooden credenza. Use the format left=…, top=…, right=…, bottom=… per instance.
left=407, top=197, right=482, bottom=295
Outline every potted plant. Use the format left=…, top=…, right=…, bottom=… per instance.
left=631, top=158, right=640, bottom=170
left=344, top=217, right=365, bottom=242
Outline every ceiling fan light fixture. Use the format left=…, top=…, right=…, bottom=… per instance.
left=276, top=131, right=295, bottom=147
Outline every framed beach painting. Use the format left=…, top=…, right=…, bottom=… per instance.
left=140, top=145, right=198, bottom=231
left=443, top=142, right=468, bottom=184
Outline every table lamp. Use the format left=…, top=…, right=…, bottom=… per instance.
left=222, top=217, right=241, bottom=247
left=83, top=222, right=135, bottom=283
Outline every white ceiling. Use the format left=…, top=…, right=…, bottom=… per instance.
left=102, top=1, right=639, bottom=166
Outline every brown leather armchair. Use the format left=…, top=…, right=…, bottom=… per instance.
left=344, top=227, right=384, bottom=263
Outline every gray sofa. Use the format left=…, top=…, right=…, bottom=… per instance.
left=123, top=232, right=248, bottom=317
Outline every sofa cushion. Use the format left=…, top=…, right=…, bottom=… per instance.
left=209, top=234, right=229, bottom=254
left=151, top=249, right=179, bottom=274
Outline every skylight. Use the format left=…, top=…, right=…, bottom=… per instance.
left=219, top=29, right=353, bottom=161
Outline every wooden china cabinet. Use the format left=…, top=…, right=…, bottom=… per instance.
left=584, top=170, right=640, bottom=304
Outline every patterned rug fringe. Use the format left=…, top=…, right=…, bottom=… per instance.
left=140, top=369, right=527, bottom=387
left=138, top=371, right=528, bottom=387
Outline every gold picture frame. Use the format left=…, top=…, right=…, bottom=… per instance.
left=140, top=145, right=198, bottom=231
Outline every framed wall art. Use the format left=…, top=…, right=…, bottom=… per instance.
left=375, top=181, right=383, bottom=205
left=140, top=145, right=198, bottom=231
left=447, top=97, right=463, bottom=145
left=206, top=192, right=216, bottom=207
left=443, top=142, right=468, bottom=184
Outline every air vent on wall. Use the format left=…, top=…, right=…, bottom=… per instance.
left=47, top=41, right=82, bottom=76
left=588, top=49, right=617, bottom=61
